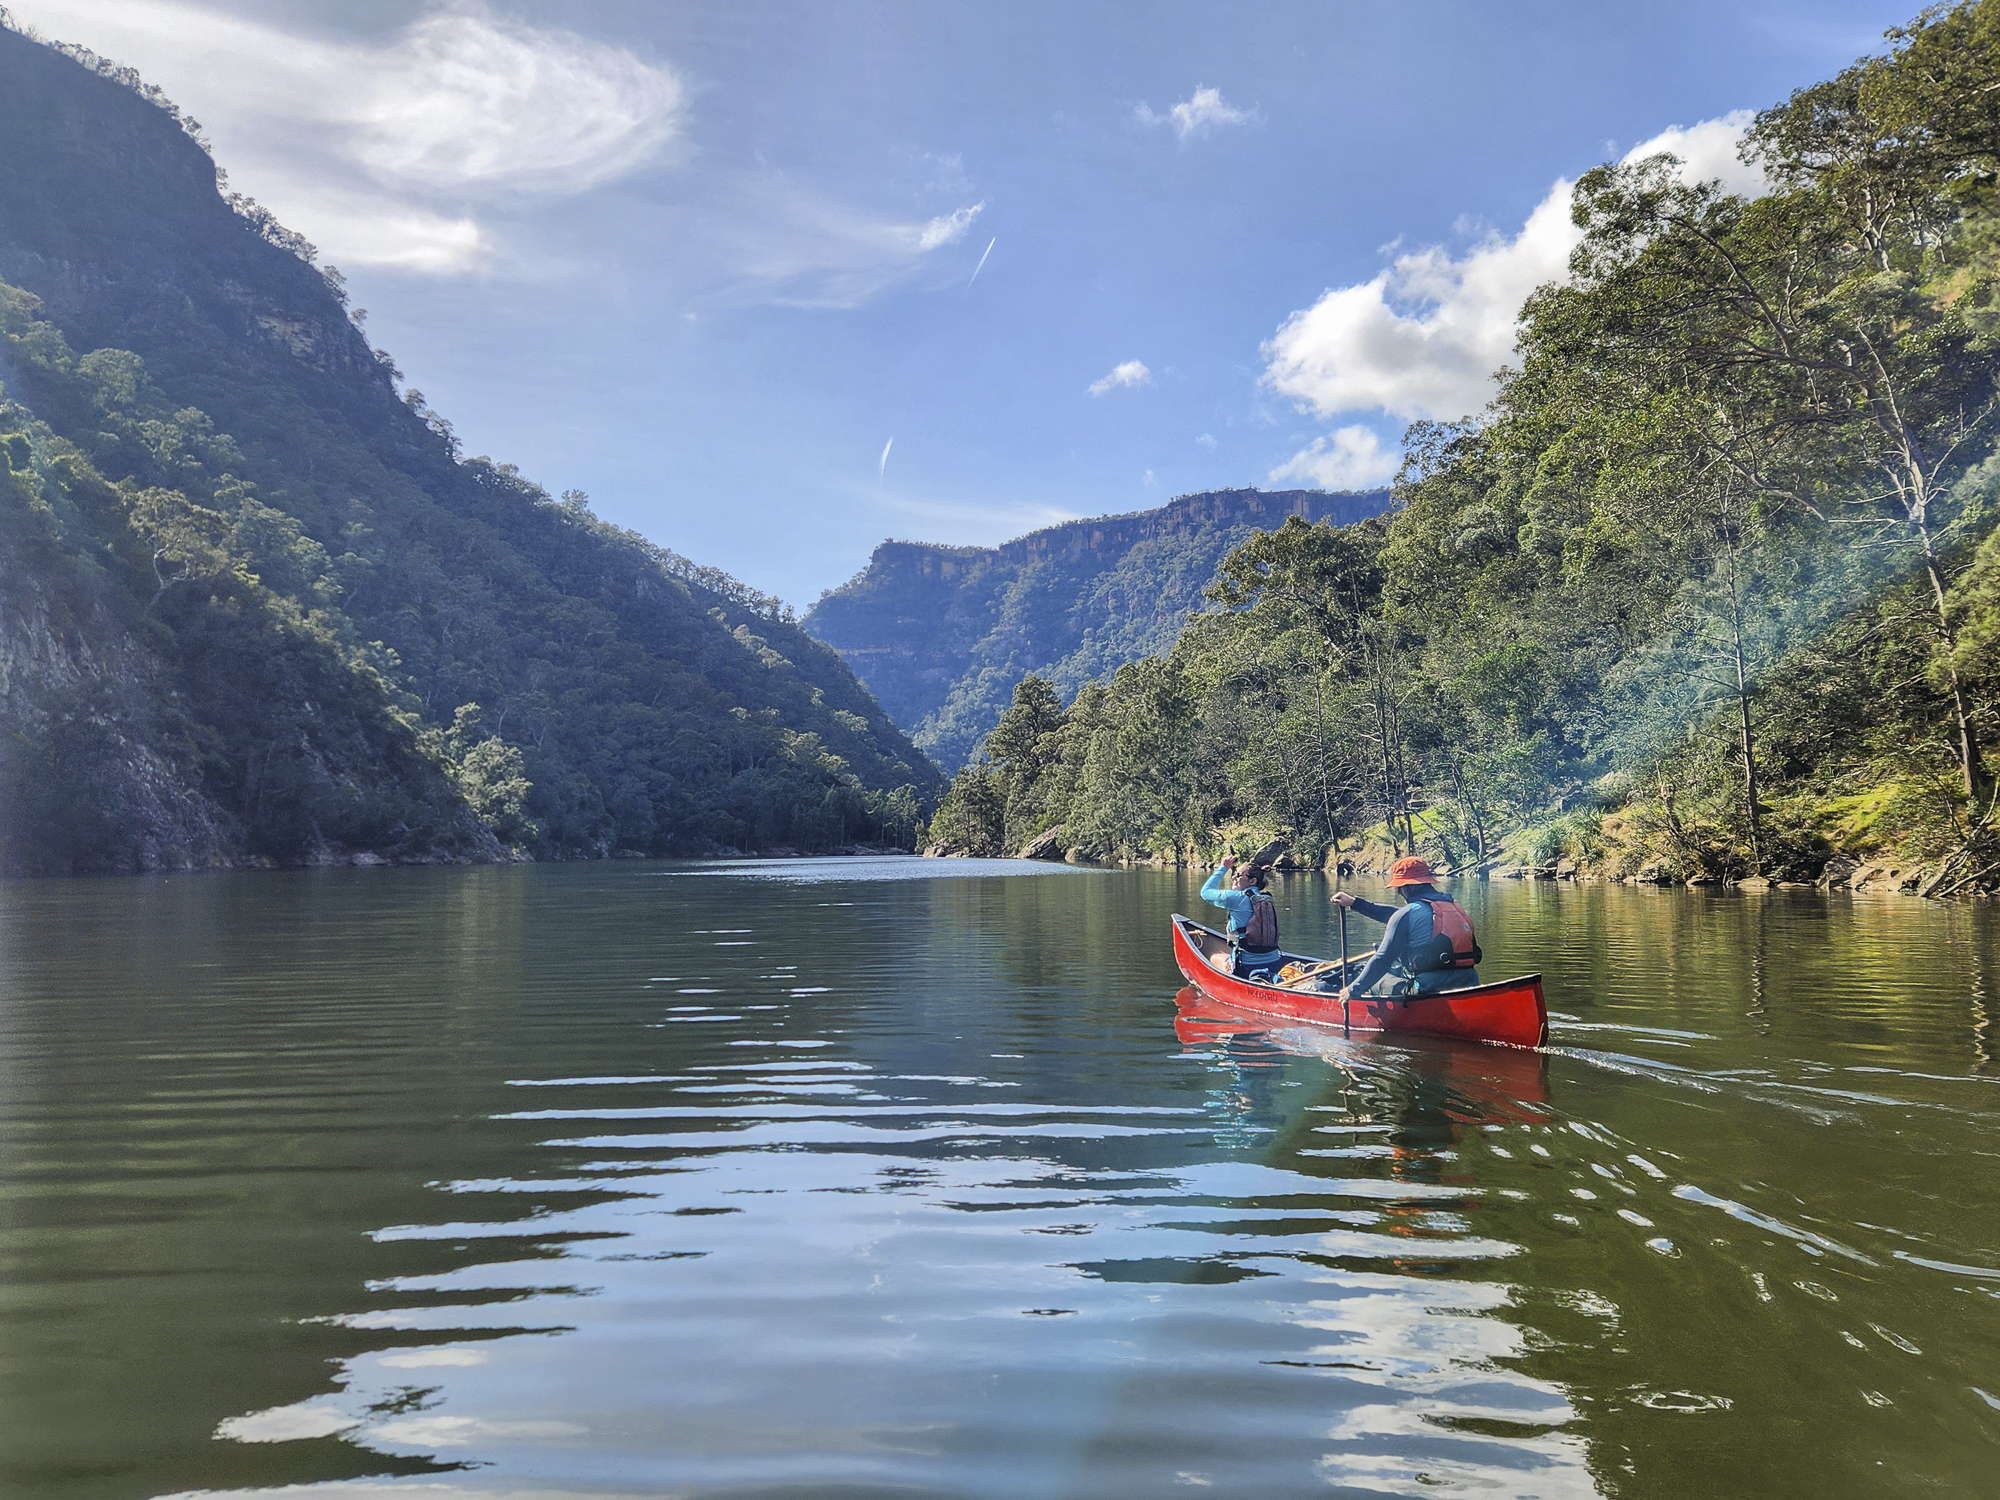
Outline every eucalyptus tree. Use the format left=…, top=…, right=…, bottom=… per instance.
left=1552, top=120, right=1999, bottom=799
left=1207, top=516, right=1419, bottom=851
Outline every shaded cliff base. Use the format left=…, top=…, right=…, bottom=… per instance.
left=0, top=677, right=515, bottom=877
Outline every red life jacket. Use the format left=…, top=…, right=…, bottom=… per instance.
left=1407, top=894, right=1481, bottom=974
left=1239, top=889, right=1280, bottom=951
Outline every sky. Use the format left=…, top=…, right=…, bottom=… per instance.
left=8, top=0, right=1927, bottom=606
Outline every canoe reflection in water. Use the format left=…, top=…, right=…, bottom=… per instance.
left=1173, top=985, right=1553, bottom=1181
left=1166, top=985, right=1594, bottom=1492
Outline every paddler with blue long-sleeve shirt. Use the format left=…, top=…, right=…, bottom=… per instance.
left=1200, top=853, right=1284, bottom=979
left=1330, top=855, right=1482, bottom=998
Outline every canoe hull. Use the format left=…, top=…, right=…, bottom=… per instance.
left=1170, top=913, right=1547, bottom=1049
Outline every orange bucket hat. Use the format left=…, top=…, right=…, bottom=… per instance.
left=1386, top=856, right=1436, bottom=886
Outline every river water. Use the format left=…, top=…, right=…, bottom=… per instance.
left=1, top=859, right=1997, bottom=1499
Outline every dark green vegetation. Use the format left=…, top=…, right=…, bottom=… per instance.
left=931, top=2, right=2000, bottom=894
left=0, top=24, right=936, bottom=875
left=803, top=487, right=1389, bottom=769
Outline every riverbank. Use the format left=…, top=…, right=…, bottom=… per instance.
left=928, top=819, right=1995, bottom=898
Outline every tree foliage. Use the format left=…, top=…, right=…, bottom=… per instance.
left=932, top=1, right=2000, bottom=884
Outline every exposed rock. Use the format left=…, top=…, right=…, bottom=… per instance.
left=1554, top=859, right=1578, bottom=879
left=1685, top=874, right=1720, bottom=886
left=1734, top=876, right=1772, bottom=892
left=803, top=489, right=1394, bottom=767
left=1849, top=862, right=1921, bottom=894
left=1017, top=825, right=1067, bottom=861
left=349, top=851, right=388, bottom=868
left=1817, top=857, right=1859, bottom=890
left=1633, top=861, right=1674, bottom=884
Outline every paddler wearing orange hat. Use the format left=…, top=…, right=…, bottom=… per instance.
left=1329, top=856, right=1482, bottom=999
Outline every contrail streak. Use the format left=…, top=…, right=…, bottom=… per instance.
left=966, top=237, right=996, bottom=288
left=878, top=437, right=893, bottom=479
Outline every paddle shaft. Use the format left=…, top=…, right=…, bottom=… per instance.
left=1339, top=905, right=1350, bottom=1035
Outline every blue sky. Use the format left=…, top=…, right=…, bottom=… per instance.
left=16, top=0, right=1923, bottom=605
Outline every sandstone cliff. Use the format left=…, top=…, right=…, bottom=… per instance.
left=805, top=487, right=1391, bottom=767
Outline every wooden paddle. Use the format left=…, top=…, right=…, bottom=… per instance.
left=1339, top=904, right=1350, bottom=1035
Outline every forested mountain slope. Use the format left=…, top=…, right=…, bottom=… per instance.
left=928, top=0, right=2000, bottom=895
left=0, top=24, right=936, bottom=875
left=804, top=487, right=1390, bottom=768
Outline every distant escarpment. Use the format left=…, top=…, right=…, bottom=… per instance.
left=0, top=24, right=937, bottom=875
left=804, top=487, right=1391, bottom=767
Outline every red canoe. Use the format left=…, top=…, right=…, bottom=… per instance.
left=1170, top=913, right=1548, bottom=1050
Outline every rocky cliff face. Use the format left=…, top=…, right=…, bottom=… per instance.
left=0, top=559, right=233, bottom=872
left=0, top=384, right=509, bottom=875
left=805, top=487, right=1392, bottom=767
left=0, top=29, right=388, bottom=396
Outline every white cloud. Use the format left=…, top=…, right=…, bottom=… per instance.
left=1625, top=113, right=1769, bottom=200
left=1260, top=110, right=1764, bottom=426
left=1196, top=432, right=1216, bottom=448
left=1137, top=85, right=1252, bottom=142
left=871, top=488, right=1082, bottom=543
left=11, top=0, right=686, bottom=272
left=241, top=180, right=487, bottom=274
left=346, top=11, right=683, bottom=194
left=15, top=1, right=986, bottom=304
left=1088, top=359, right=1153, bottom=397
left=712, top=189, right=987, bottom=309
left=914, top=202, right=984, bottom=251
left=1268, top=426, right=1399, bottom=490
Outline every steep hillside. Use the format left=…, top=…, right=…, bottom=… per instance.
left=0, top=25, right=937, bottom=874
left=0, top=332, right=506, bottom=874
left=805, top=487, right=1391, bottom=767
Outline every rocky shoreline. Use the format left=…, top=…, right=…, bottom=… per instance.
left=924, top=825, right=1990, bottom=898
